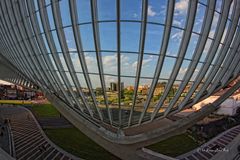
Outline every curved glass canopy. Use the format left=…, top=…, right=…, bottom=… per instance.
left=0, top=0, right=240, bottom=129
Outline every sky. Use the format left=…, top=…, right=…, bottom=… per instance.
left=34, top=0, right=233, bottom=88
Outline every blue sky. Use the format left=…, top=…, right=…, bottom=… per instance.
left=38, top=0, right=230, bottom=88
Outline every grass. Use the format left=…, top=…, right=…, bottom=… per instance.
left=0, top=100, right=32, bottom=105
left=29, top=104, right=118, bottom=159
left=30, top=104, right=60, bottom=118
left=146, top=133, right=200, bottom=157
left=1, top=100, right=199, bottom=158
left=44, top=128, right=119, bottom=160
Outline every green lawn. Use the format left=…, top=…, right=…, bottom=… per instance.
left=146, top=133, right=200, bottom=157
left=45, top=128, right=119, bottom=160
left=0, top=100, right=32, bottom=105
left=31, top=104, right=60, bottom=118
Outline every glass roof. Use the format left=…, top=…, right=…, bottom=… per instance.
left=0, top=0, right=239, bottom=129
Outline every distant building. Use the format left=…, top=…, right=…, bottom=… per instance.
left=126, top=86, right=134, bottom=91
left=153, top=82, right=166, bottom=96
left=96, top=87, right=103, bottom=95
left=138, top=85, right=149, bottom=95
left=110, top=82, right=117, bottom=91
left=6, top=88, right=17, bottom=99
left=110, top=82, right=124, bottom=98
left=110, top=82, right=124, bottom=92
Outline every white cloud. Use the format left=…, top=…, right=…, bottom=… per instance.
left=171, top=30, right=183, bottom=41
left=160, top=5, right=166, bottom=15
left=132, top=61, right=138, bottom=68
left=167, top=51, right=177, bottom=57
left=133, top=13, right=138, bottom=18
left=195, top=18, right=203, bottom=26
left=105, top=76, right=116, bottom=84
left=175, top=0, right=189, bottom=15
left=102, top=54, right=116, bottom=66
left=102, top=54, right=117, bottom=73
left=132, top=56, right=153, bottom=68
left=173, top=19, right=181, bottom=27
left=121, top=55, right=130, bottom=66
left=85, top=54, right=95, bottom=65
left=84, top=53, right=98, bottom=73
left=142, top=58, right=152, bottom=65
left=148, top=5, right=157, bottom=17
left=69, top=48, right=77, bottom=52
left=84, top=53, right=135, bottom=74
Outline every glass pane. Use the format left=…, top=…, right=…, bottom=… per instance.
left=64, top=27, right=77, bottom=52
left=212, top=44, right=222, bottom=65
left=132, top=78, right=153, bottom=123
left=45, top=0, right=51, bottom=5
left=102, top=52, right=117, bottom=75
left=215, top=0, right=222, bottom=13
left=121, top=53, right=138, bottom=76
left=66, top=71, right=74, bottom=86
left=166, top=28, right=183, bottom=56
left=58, top=53, right=69, bottom=71
left=56, top=70, right=64, bottom=84
left=76, top=0, right=92, bottom=23
left=59, top=0, right=71, bottom=26
left=209, top=12, right=220, bottom=38
left=51, top=31, right=62, bottom=52
left=160, top=57, right=176, bottom=79
left=121, top=22, right=140, bottom=52
left=199, top=0, right=207, bottom=5
left=121, top=76, right=135, bottom=103
left=98, top=0, right=116, bottom=20
left=144, top=24, right=164, bottom=53
left=200, top=39, right=212, bottom=62
left=47, top=6, right=55, bottom=30
left=140, top=54, right=158, bottom=78
left=184, top=33, right=199, bottom=59
left=176, top=60, right=191, bottom=80
left=89, top=74, right=101, bottom=89
left=76, top=73, right=87, bottom=88
left=84, top=52, right=99, bottom=73
left=33, top=0, right=39, bottom=10
left=99, top=23, right=117, bottom=51
left=42, top=34, right=50, bottom=53
left=36, top=12, right=44, bottom=33
left=193, top=4, right=206, bottom=33
left=173, top=0, right=189, bottom=29
left=121, top=0, right=142, bottom=20
left=220, top=20, right=230, bottom=44
left=48, top=54, right=57, bottom=70
left=228, top=2, right=234, bottom=19
left=79, top=24, right=95, bottom=51
left=70, top=52, right=83, bottom=72
left=190, top=63, right=202, bottom=81
left=148, top=0, right=167, bottom=24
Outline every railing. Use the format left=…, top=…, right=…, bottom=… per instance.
left=6, top=119, right=16, bottom=158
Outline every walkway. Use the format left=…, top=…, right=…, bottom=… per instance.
left=177, top=125, right=240, bottom=160
left=0, top=105, right=81, bottom=160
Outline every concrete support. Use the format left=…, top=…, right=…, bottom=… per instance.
left=42, top=78, right=240, bottom=160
